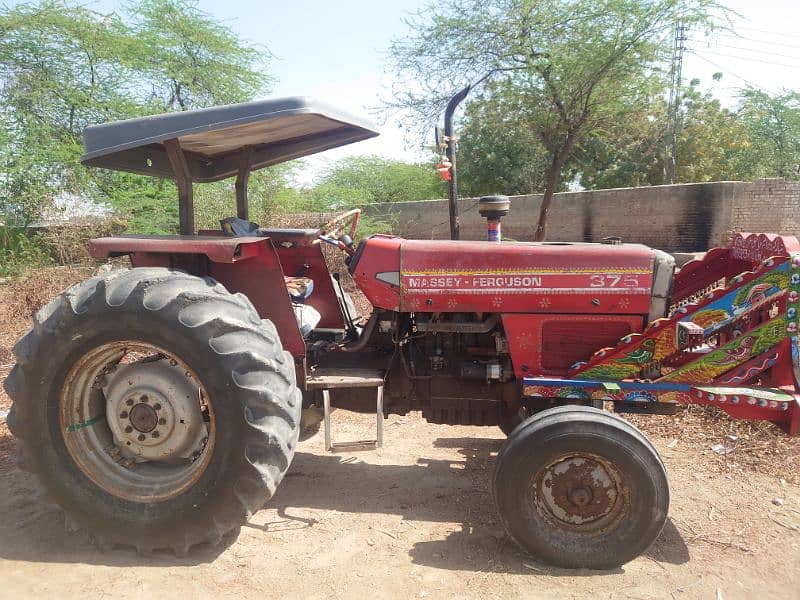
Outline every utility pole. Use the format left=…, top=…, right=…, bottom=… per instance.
left=664, top=22, right=686, bottom=185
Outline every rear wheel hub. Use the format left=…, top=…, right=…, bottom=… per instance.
left=103, top=358, right=208, bottom=463
left=128, top=402, right=158, bottom=433
left=59, top=342, right=215, bottom=502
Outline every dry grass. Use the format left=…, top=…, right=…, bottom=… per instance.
left=629, top=406, right=800, bottom=484
left=35, top=219, right=126, bottom=266
left=0, top=266, right=95, bottom=473
left=0, top=266, right=94, bottom=404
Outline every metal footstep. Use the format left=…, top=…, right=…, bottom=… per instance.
left=306, top=369, right=385, bottom=452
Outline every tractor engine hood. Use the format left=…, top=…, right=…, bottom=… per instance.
left=350, top=236, right=674, bottom=320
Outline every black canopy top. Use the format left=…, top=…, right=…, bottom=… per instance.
left=81, top=97, right=379, bottom=182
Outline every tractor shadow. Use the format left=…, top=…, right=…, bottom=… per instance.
left=266, top=435, right=689, bottom=575
left=0, top=430, right=230, bottom=567
left=0, top=431, right=688, bottom=572
left=405, top=517, right=688, bottom=576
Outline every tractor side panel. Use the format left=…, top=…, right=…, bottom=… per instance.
left=92, top=235, right=307, bottom=361
left=502, top=314, right=644, bottom=377
left=398, top=239, right=654, bottom=314
left=350, top=235, right=402, bottom=311
left=273, top=239, right=345, bottom=329
left=208, top=252, right=306, bottom=360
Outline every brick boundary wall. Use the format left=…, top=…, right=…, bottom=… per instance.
left=362, top=178, right=800, bottom=253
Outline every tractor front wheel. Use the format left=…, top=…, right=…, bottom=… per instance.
left=498, top=399, right=603, bottom=436
left=493, top=405, right=668, bottom=569
left=4, top=268, right=301, bottom=554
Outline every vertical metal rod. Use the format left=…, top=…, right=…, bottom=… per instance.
left=664, top=21, right=686, bottom=184
left=323, top=390, right=332, bottom=451
left=235, top=145, right=253, bottom=221
left=376, top=385, right=384, bottom=448
left=164, top=138, right=194, bottom=235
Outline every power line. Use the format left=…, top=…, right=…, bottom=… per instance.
left=731, top=25, right=800, bottom=39
left=706, top=31, right=800, bottom=51
left=686, top=38, right=800, bottom=62
left=687, top=51, right=778, bottom=95
left=687, top=47, right=800, bottom=70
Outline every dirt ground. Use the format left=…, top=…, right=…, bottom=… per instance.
left=1, top=268, right=799, bottom=599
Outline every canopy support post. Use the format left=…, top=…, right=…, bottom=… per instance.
left=164, top=138, right=194, bottom=235
left=235, top=145, right=253, bottom=221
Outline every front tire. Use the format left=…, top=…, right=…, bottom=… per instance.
left=493, top=406, right=668, bottom=569
left=499, top=400, right=604, bottom=436
left=4, top=267, right=301, bottom=553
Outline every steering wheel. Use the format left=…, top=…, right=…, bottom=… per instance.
left=316, top=208, right=361, bottom=254
left=316, top=208, right=361, bottom=239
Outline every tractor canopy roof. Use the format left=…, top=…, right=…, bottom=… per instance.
left=81, top=97, right=379, bottom=183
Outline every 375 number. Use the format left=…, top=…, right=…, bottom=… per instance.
left=588, top=274, right=640, bottom=288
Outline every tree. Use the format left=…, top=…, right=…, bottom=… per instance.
left=300, top=156, right=446, bottom=211
left=735, top=89, right=800, bottom=180
left=674, top=84, right=750, bottom=182
left=575, top=79, right=750, bottom=188
left=0, top=0, right=274, bottom=234
left=575, top=82, right=797, bottom=187
left=0, top=1, right=135, bottom=224
left=388, top=0, right=720, bottom=239
left=456, top=81, right=552, bottom=197
left=126, top=0, right=271, bottom=111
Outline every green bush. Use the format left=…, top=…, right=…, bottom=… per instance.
left=357, top=214, right=397, bottom=240
left=0, top=227, right=53, bottom=277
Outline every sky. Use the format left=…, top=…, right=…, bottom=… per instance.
left=8, top=0, right=800, bottom=182
left=201, top=0, right=800, bottom=182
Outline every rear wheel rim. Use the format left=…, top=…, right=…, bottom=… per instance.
left=59, top=341, right=216, bottom=503
left=531, top=452, right=628, bottom=533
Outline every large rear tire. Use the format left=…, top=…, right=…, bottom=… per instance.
left=4, top=267, right=301, bottom=554
left=493, top=405, right=668, bottom=569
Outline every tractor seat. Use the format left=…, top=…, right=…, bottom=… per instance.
left=220, top=218, right=321, bottom=336
left=285, top=275, right=320, bottom=337
left=256, top=228, right=319, bottom=238
left=285, top=276, right=314, bottom=301
left=220, top=217, right=318, bottom=240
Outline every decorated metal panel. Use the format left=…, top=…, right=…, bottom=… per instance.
left=522, top=247, right=800, bottom=435
left=659, top=316, right=787, bottom=383
left=397, top=239, right=655, bottom=314
left=716, top=347, right=782, bottom=385
left=572, top=256, right=790, bottom=380
left=522, top=376, right=798, bottom=433
left=670, top=234, right=799, bottom=306
left=730, top=232, right=800, bottom=264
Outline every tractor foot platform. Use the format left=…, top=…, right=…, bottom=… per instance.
left=306, top=369, right=385, bottom=452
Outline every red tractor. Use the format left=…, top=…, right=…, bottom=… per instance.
left=5, top=98, right=799, bottom=569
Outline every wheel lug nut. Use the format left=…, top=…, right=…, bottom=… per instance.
left=126, top=399, right=134, bottom=406
left=140, top=395, right=149, bottom=403
left=158, top=418, right=166, bottom=425
left=137, top=434, right=146, bottom=442
left=152, top=431, right=160, bottom=438
left=153, top=403, right=162, bottom=411
left=124, top=426, right=133, bottom=433
left=120, top=411, right=128, bottom=419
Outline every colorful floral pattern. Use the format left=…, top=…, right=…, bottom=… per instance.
left=574, top=259, right=790, bottom=381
